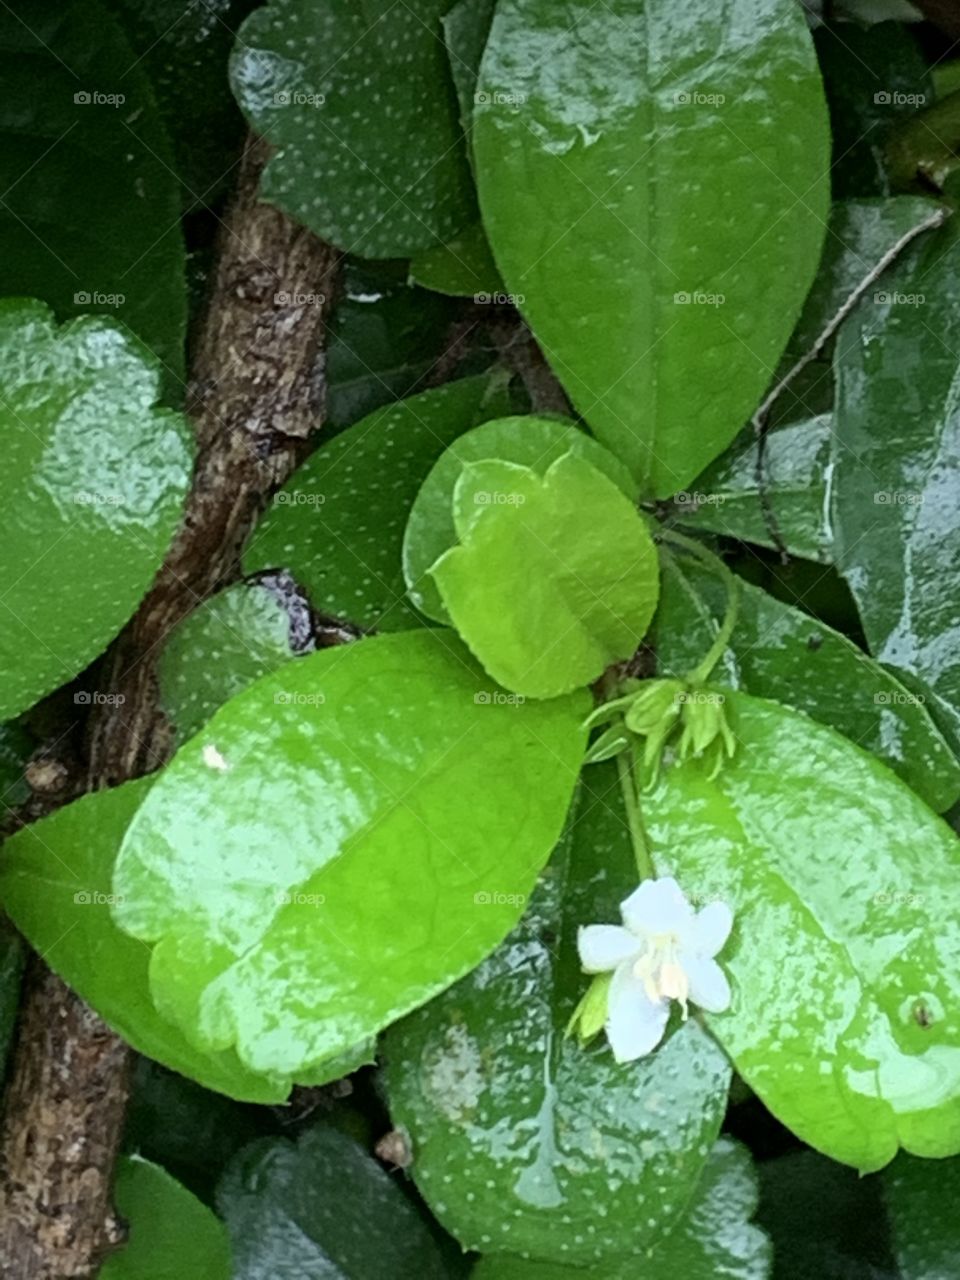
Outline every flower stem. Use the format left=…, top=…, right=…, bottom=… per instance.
left=616, top=746, right=655, bottom=880
left=659, top=531, right=740, bottom=684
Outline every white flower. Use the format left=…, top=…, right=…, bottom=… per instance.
left=577, top=876, right=733, bottom=1063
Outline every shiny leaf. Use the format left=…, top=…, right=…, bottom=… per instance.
left=244, top=376, right=512, bottom=631
left=473, top=0, right=830, bottom=496
left=229, top=0, right=474, bottom=256
left=645, top=690, right=960, bottom=1171
left=884, top=1151, right=960, bottom=1278
left=114, top=630, right=587, bottom=1077
left=431, top=453, right=660, bottom=698
left=0, top=779, right=289, bottom=1102
left=0, top=300, right=193, bottom=721
left=384, top=764, right=731, bottom=1266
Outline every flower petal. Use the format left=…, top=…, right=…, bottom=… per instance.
left=577, top=925, right=639, bottom=973
left=620, top=876, right=694, bottom=937
left=694, top=901, right=734, bottom=957
left=685, top=954, right=732, bottom=1013
left=605, top=960, right=670, bottom=1062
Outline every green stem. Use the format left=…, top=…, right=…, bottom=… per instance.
left=616, top=746, right=655, bottom=881
left=659, top=530, right=740, bottom=685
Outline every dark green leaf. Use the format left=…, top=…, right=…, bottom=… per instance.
left=473, top=0, right=829, bottom=496
left=409, top=223, right=502, bottom=298
left=0, top=301, right=193, bottom=720
left=385, top=765, right=731, bottom=1266
left=0, top=721, right=33, bottom=815
left=114, top=630, right=588, bottom=1077
left=884, top=1151, right=960, bottom=1278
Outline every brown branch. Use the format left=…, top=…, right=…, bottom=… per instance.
left=0, top=134, right=340, bottom=1279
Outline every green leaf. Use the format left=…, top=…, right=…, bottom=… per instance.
left=0, top=0, right=187, bottom=392
left=674, top=415, right=834, bottom=563
left=470, top=1139, right=771, bottom=1279
left=431, top=453, right=660, bottom=698
left=218, top=1126, right=452, bottom=1278
left=833, top=213, right=960, bottom=747
left=229, top=0, right=475, bottom=257
left=884, top=1151, right=960, bottom=1278
left=158, top=580, right=300, bottom=745
left=0, top=921, right=25, bottom=1075
left=655, top=551, right=960, bottom=813
left=403, top=415, right=636, bottom=624
left=113, top=630, right=588, bottom=1077
left=0, top=721, right=33, bottom=816
left=409, top=223, right=502, bottom=298
left=444, top=0, right=496, bottom=136
left=0, top=779, right=289, bottom=1103
left=244, top=376, right=512, bottom=631
left=473, top=0, right=830, bottom=497
left=0, top=300, right=193, bottom=721
left=99, top=1155, right=231, bottom=1280
left=384, top=764, right=731, bottom=1266
left=644, top=690, right=960, bottom=1171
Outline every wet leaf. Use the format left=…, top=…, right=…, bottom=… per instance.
left=99, top=1155, right=232, bottom=1280
left=404, top=415, right=635, bottom=624
left=230, top=0, right=475, bottom=256
left=473, top=0, right=829, bottom=496
left=0, top=0, right=187, bottom=392
left=113, top=630, right=587, bottom=1078
left=0, top=300, right=193, bottom=721
left=655, top=551, right=960, bottom=813
left=0, top=779, right=290, bottom=1102
left=645, top=690, right=960, bottom=1171
left=217, top=1126, right=451, bottom=1279
left=244, top=376, right=512, bottom=631
left=431, top=453, right=660, bottom=698
left=384, top=765, right=731, bottom=1266
left=884, top=1151, right=960, bottom=1278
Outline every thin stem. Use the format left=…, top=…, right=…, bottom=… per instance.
left=616, top=746, right=655, bottom=881
left=658, top=531, right=740, bottom=685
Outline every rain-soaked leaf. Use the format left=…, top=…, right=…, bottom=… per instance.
left=384, top=764, right=732, bottom=1266
left=833, top=213, right=960, bottom=750
left=654, top=551, right=960, bottom=813
left=431, top=453, right=660, bottom=698
left=404, top=416, right=636, bottom=624
left=100, top=1155, right=232, bottom=1280
left=0, top=300, right=193, bottom=721
left=0, top=779, right=290, bottom=1103
left=470, top=1138, right=770, bottom=1279
left=473, top=0, right=830, bottom=496
left=645, top=690, right=960, bottom=1171
left=229, top=0, right=475, bottom=256
left=244, top=376, right=512, bottom=632
left=217, top=1126, right=451, bottom=1279
left=0, top=0, right=187, bottom=392
left=113, top=630, right=587, bottom=1078
left=883, top=1151, right=960, bottom=1278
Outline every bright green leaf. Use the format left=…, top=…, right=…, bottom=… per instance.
left=884, top=1151, right=960, bottom=1278
left=244, top=376, right=512, bottom=631
left=230, top=0, right=475, bottom=257
left=645, top=690, right=960, bottom=1171
left=0, top=779, right=289, bottom=1103
left=114, top=630, right=587, bottom=1078
left=473, top=0, right=830, bottom=496
left=0, top=0, right=187, bottom=392
left=385, top=765, right=731, bottom=1266
left=431, top=453, right=659, bottom=698
left=404, top=415, right=636, bottom=623
left=217, top=1126, right=451, bottom=1279
left=99, top=1155, right=231, bottom=1280
left=0, top=300, right=193, bottom=721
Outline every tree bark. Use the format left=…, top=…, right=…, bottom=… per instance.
left=0, top=134, right=340, bottom=1279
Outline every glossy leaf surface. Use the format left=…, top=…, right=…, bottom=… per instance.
left=0, top=301, right=193, bottom=720
left=473, top=0, right=830, bottom=496
left=385, top=765, right=731, bottom=1266
left=114, top=630, right=587, bottom=1077
left=645, top=690, right=960, bottom=1171
left=432, top=453, right=660, bottom=698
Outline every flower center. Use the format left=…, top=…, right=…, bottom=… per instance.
left=632, top=932, right=690, bottom=1018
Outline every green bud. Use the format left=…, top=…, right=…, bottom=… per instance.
left=566, top=971, right=613, bottom=1044
left=623, top=678, right=685, bottom=736
left=677, top=688, right=737, bottom=775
